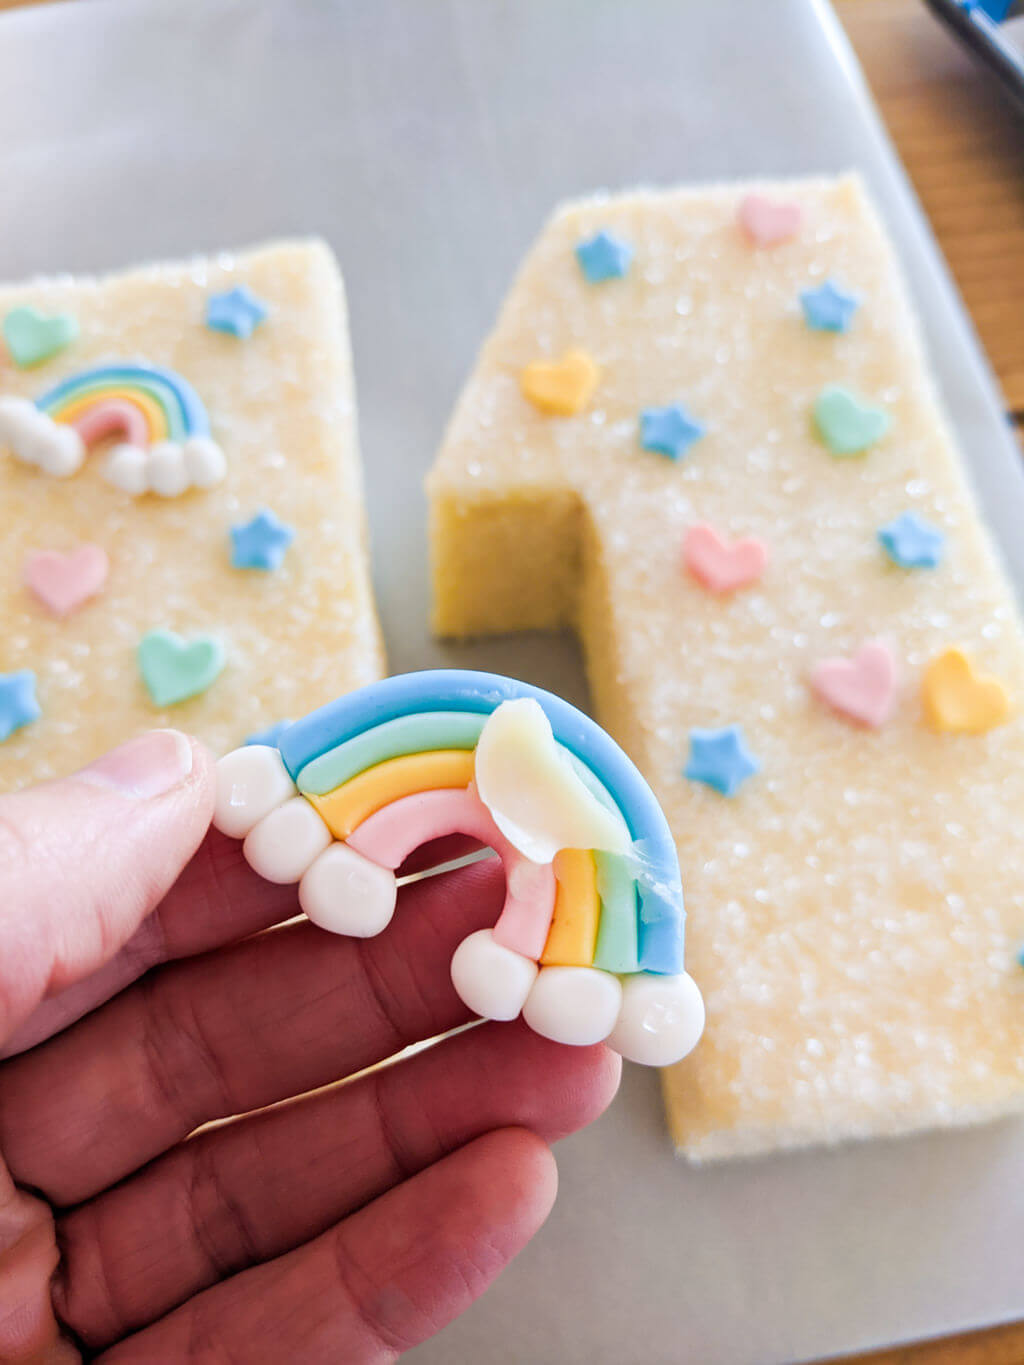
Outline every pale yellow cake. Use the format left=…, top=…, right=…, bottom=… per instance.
left=0, top=241, right=385, bottom=789
left=428, top=174, right=1024, bottom=1159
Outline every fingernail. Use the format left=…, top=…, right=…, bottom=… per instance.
left=79, top=730, right=194, bottom=800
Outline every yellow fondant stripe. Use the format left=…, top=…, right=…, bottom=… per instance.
left=307, top=749, right=476, bottom=840
left=541, top=848, right=600, bottom=967
left=55, top=388, right=166, bottom=440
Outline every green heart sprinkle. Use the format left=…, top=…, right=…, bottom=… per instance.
left=2, top=306, right=79, bottom=369
left=138, top=629, right=225, bottom=708
left=813, top=384, right=890, bottom=456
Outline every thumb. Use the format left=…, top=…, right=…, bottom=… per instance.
left=0, top=730, right=214, bottom=1046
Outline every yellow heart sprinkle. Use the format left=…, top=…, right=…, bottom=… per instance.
left=922, top=647, right=1011, bottom=734
left=520, top=348, right=599, bottom=416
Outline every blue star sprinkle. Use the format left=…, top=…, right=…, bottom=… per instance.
left=205, top=285, right=270, bottom=339
left=800, top=279, right=860, bottom=334
left=230, top=509, right=295, bottom=571
left=684, top=725, right=760, bottom=797
left=0, top=670, right=40, bottom=742
left=575, top=230, right=634, bottom=284
left=877, top=511, right=945, bottom=569
left=245, top=719, right=292, bottom=748
left=640, top=403, right=705, bottom=460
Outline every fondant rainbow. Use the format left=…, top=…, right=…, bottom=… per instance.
left=213, top=670, right=705, bottom=1066
left=279, top=671, right=684, bottom=975
left=0, top=360, right=226, bottom=495
left=36, top=362, right=211, bottom=448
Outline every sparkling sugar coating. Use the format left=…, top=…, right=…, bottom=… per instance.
left=0, top=241, right=384, bottom=787
left=427, top=175, right=1024, bottom=1159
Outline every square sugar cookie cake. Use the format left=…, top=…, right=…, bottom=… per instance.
left=428, top=174, right=1024, bottom=1160
left=0, top=240, right=385, bottom=790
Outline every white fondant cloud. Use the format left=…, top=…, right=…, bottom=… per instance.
left=0, top=397, right=85, bottom=477
left=0, top=398, right=226, bottom=497
left=101, top=435, right=227, bottom=497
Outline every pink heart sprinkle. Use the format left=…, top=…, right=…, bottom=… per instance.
left=810, top=641, right=897, bottom=729
left=737, top=193, right=802, bottom=247
left=24, top=544, right=109, bottom=618
left=683, top=523, right=768, bottom=594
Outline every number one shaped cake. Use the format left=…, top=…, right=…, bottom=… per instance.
left=427, top=175, right=1024, bottom=1159
left=213, top=670, right=706, bottom=1067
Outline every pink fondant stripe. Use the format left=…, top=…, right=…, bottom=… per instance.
left=72, top=398, right=149, bottom=448
left=347, top=787, right=557, bottom=960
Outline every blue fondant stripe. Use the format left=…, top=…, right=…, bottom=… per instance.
left=35, top=362, right=211, bottom=436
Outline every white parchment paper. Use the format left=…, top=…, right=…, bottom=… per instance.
left=1, top=1, right=1023, bottom=1360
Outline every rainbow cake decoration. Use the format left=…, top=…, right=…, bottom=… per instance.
left=213, top=669, right=705, bottom=1067
left=0, top=361, right=226, bottom=496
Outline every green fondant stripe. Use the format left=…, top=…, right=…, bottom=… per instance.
left=297, top=711, right=487, bottom=795
left=593, top=852, right=640, bottom=973
left=565, top=752, right=637, bottom=970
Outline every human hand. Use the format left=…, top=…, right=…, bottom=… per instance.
left=0, top=730, right=620, bottom=1362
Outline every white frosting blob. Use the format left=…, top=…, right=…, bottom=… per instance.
left=522, top=965, right=622, bottom=1046
left=184, top=434, right=228, bottom=488
left=148, top=440, right=192, bottom=497
left=102, top=436, right=228, bottom=498
left=0, top=395, right=37, bottom=441
left=299, top=842, right=397, bottom=937
left=243, top=795, right=332, bottom=883
left=605, top=972, right=705, bottom=1066
left=213, top=743, right=297, bottom=839
left=450, top=928, right=539, bottom=1021
left=103, top=443, right=149, bottom=495
left=38, top=423, right=86, bottom=477
left=1, top=402, right=86, bottom=477
left=474, top=697, right=630, bottom=864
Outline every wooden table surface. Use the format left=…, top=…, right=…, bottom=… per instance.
left=839, top=0, right=1024, bottom=421
left=0, top=0, right=1021, bottom=1361
left=829, top=5, right=1024, bottom=1363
